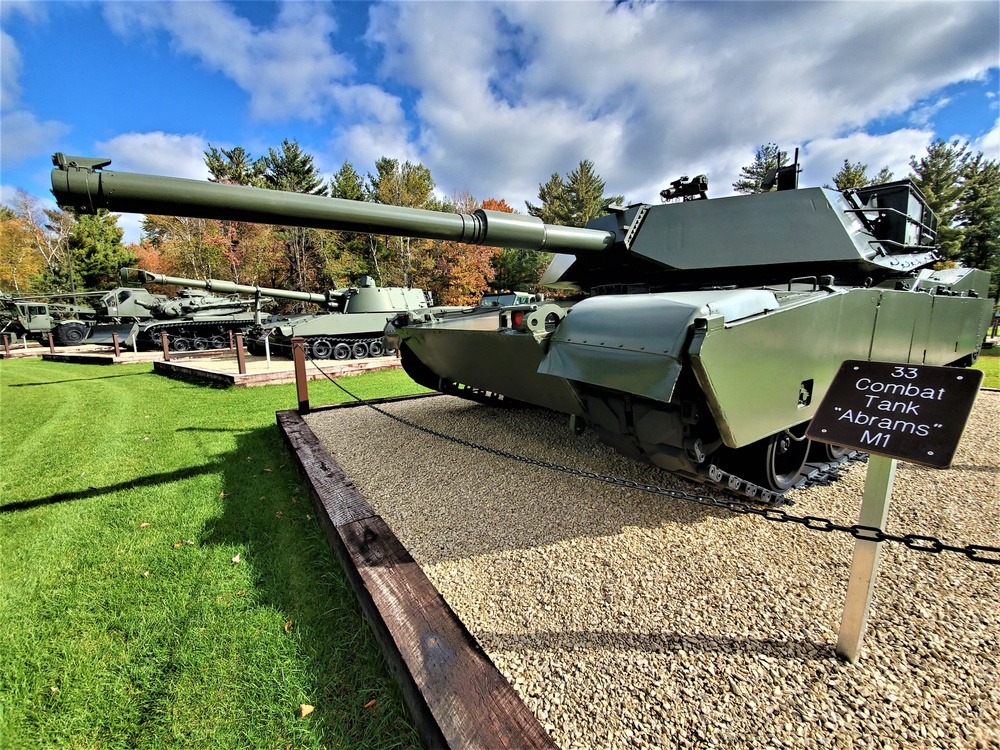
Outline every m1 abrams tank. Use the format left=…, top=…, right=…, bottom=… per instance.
left=52, top=154, right=993, bottom=498
left=122, top=268, right=431, bottom=359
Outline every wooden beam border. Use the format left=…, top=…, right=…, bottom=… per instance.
left=276, top=398, right=556, bottom=750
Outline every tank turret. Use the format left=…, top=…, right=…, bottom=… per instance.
left=52, top=153, right=993, bottom=497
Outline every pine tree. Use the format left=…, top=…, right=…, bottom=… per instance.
left=956, top=153, right=1000, bottom=302
left=326, top=161, right=370, bottom=285
left=826, top=160, right=894, bottom=190
left=263, top=139, right=326, bottom=195
left=204, top=145, right=266, bottom=186
left=526, top=161, right=621, bottom=227
left=526, top=173, right=572, bottom=225
left=66, top=211, right=136, bottom=290
left=732, top=144, right=788, bottom=194
left=908, top=139, right=972, bottom=260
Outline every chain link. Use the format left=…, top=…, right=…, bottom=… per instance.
left=307, top=356, right=1000, bottom=566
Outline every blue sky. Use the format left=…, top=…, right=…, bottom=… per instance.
left=2, top=0, right=998, bottom=245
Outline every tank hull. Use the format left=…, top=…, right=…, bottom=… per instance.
left=394, top=272, right=993, bottom=489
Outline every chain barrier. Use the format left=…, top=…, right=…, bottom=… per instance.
left=306, top=355, right=1000, bottom=566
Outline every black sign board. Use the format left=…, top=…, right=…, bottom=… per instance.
left=806, top=360, right=983, bottom=468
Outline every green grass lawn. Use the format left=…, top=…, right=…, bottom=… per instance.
left=973, top=344, right=1000, bottom=388
left=0, top=359, right=427, bottom=750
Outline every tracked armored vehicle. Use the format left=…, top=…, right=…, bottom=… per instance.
left=88, top=284, right=261, bottom=350
left=52, top=154, right=993, bottom=498
left=122, top=269, right=431, bottom=359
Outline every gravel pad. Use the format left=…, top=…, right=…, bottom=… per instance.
left=305, top=392, right=999, bottom=749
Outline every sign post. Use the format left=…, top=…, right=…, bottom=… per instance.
left=806, top=360, right=982, bottom=662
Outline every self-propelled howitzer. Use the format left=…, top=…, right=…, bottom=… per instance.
left=52, top=153, right=993, bottom=498
left=122, top=267, right=431, bottom=359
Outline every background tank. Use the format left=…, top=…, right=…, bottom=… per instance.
left=123, top=268, right=431, bottom=359
left=52, top=154, right=993, bottom=497
left=88, top=284, right=259, bottom=351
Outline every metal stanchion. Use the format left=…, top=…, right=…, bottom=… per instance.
left=291, top=337, right=309, bottom=413
left=264, top=334, right=271, bottom=369
left=235, top=333, right=247, bottom=375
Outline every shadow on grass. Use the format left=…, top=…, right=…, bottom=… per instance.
left=0, top=462, right=225, bottom=513
left=198, top=422, right=418, bottom=748
left=6, top=372, right=152, bottom=387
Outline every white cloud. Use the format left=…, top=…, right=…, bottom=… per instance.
left=1, top=110, right=70, bottom=172
left=1, top=20, right=69, bottom=171
left=94, top=132, right=210, bottom=181
left=972, top=119, right=1000, bottom=159
left=92, top=132, right=210, bottom=244
left=1, top=29, right=22, bottom=111
left=800, top=130, right=934, bottom=187
left=102, top=0, right=356, bottom=121
left=365, top=1, right=998, bottom=207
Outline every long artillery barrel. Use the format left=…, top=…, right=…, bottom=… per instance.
left=51, top=154, right=615, bottom=254
left=120, top=268, right=330, bottom=306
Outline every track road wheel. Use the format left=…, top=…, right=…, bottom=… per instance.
left=808, top=441, right=849, bottom=463
left=171, top=337, right=191, bottom=352
left=209, top=334, right=227, bottom=349
left=351, top=341, right=370, bottom=359
left=333, top=343, right=351, bottom=360
left=192, top=337, right=209, bottom=351
left=58, top=322, right=87, bottom=346
left=368, top=340, right=385, bottom=357
left=310, top=339, right=333, bottom=359
left=724, top=426, right=811, bottom=493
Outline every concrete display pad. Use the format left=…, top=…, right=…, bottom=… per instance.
left=156, top=353, right=402, bottom=387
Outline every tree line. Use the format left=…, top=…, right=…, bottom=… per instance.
left=2, top=138, right=996, bottom=306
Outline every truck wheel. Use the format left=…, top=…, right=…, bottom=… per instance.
left=58, top=322, right=87, bottom=345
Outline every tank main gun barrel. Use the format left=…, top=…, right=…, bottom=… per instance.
left=121, top=268, right=330, bottom=305
left=53, top=154, right=615, bottom=254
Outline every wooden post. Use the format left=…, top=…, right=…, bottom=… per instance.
left=48, top=332, right=56, bottom=353
left=235, top=333, right=247, bottom=375
left=228, top=329, right=234, bottom=350
left=112, top=332, right=121, bottom=358
left=292, top=337, right=309, bottom=413
left=836, top=454, right=897, bottom=663
left=2, top=335, right=10, bottom=357
left=161, top=330, right=170, bottom=361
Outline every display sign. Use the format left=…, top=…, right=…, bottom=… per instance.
left=806, top=360, right=982, bottom=468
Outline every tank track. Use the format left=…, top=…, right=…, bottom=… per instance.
left=691, top=451, right=864, bottom=505
left=297, top=335, right=391, bottom=360
left=141, top=321, right=249, bottom=351
left=422, top=381, right=861, bottom=506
